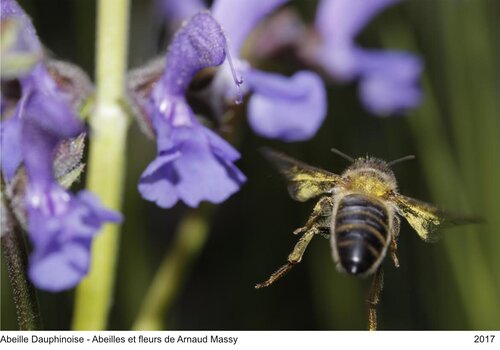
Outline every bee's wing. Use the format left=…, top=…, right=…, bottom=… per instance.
left=392, top=193, right=480, bottom=242
left=262, top=148, right=341, bottom=202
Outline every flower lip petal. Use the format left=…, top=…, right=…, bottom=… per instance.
left=357, top=49, right=423, bottom=80
left=246, top=69, right=327, bottom=141
left=202, top=126, right=241, bottom=161
left=138, top=171, right=178, bottom=209
left=76, top=190, right=124, bottom=224
left=26, top=186, right=122, bottom=291
left=139, top=151, right=182, bottom=185
left=174, top=129, right=245, bottom=207
left=139, top=122, right=245, bottom=208
left=28, top=241, right=90, bottom=292
left=162, top=11, right=227, bottom=96
left=357, top=50, right=423, bottom=115
left=360, top=73, right=422, bottom=115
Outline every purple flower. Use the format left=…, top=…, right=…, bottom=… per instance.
left=0, top=0, right=41, bottom=54
left=313, top=0, right=423, bottom=115
left=138, top=12, right=246, bottom=209
left=0, top=0, right=42, bottom=79
left=26, top=187, right=121, bottom=291
left=158, top=0, right=327, bottom=141
left=20, top=65, right=122, bottom=291
left=1, top=0, right=41, bottom=178
left=244, top=70, right=326, bottom=140
left=1, top=1, right=121, bottom=291
left=211, top=0, right=327, bottom=141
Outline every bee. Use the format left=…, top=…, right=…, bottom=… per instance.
left=255, top=148, right=476, bottom=330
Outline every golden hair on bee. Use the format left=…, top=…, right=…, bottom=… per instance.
left=341, top=157, right=398, bottom=197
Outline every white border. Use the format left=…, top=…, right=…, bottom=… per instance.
left=1, top=331, right=499, bottom=350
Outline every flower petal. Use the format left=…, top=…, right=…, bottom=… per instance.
left=29, top=241, right=91, bottom=292
left=312, top=0, right=423, bottom=115
left=174, top=128, right=246, bottom=206
left=156, top=0, right=206, bottom=25
left=72, top=191, right=124, bottom=234
left=2, top=0, right=122, bottom=293
left=140, top=11, right=247, bottom=209
left=212, top=0, right=288, bottom=54
left=22, top=92, right=83, bottom=192
left=137, top=152, right=181, bottom=209
left=357, top=50, right=423, bottom=114
left=316, top=0, right=402, bottom=45
left=162, top=11, right=227, bottom=95
left=0, top=111, right=22, bottom=180
left=0, top=0, right=42, bottom=52
left=23, top=64, right=85, bottom=138
left=202, top=126, right=241, bottom=161
left=26, top=187, right=122, bottom=291
left=246, top=69, right=327, bottom=141
left=139, top=123, right=245, bottom=208
left=314, top=0, right=402, bottom=80
left=313, top=43, right=361, bottom=81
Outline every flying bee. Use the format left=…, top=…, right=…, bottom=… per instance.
left=255, top=148, right=477, bottom=330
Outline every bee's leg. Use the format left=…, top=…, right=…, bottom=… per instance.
left=255, top=228, right=318, bottom=289
left=390, top=216, right=401, bottom=268
left=367, top=267, right=384, bottom=331
left=293, top=196, right=333, bottom=235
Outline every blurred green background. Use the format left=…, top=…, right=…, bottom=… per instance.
left=1, top=0, right=499, bottom=330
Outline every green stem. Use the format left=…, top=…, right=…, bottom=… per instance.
left=132, top=206, right=213, bottom=330
left=1, top=176, right=42, bottom=330
left=72, top=0, right=130, bottom=330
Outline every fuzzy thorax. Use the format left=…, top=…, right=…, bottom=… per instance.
left=341, top=157, right=397, bottom=197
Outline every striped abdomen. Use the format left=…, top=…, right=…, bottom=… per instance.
left=333, top=193, right=390, bottom=276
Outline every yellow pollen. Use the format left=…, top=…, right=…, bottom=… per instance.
left=348, top=174, right=391, bottom=197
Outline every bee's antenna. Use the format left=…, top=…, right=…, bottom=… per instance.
left=388, top=155, right=416, bottom=166
left=330, top=148, right=354, bottom=163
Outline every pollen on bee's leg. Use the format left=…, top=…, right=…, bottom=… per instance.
left=224, top=44, right=244, bottom=105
